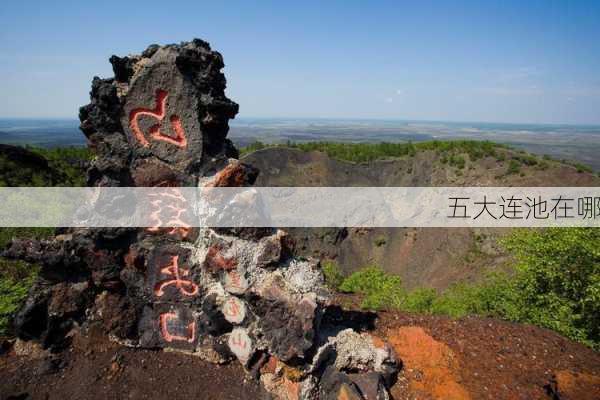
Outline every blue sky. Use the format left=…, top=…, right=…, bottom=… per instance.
left=1, top=0, right=599, bottom=124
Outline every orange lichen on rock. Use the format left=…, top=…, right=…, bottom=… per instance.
left=204, top=245, right=238, bottom=272
left=386, top=326, right=471, bottom=400
left=261, top=356, right=279, bottom=375
left=259, top=357, right=302, bottom=400
left=282, top=378, right=300, bottom=400
left=209, top=161, right=256, bottom=187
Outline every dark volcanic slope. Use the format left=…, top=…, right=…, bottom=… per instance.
left=242, top=147, right=600, bottom=289
left=1, top=330, right=267, bottom=400
left=242, top=147, right=600, bottom=187
left=3, top=305, right=599, bottom=400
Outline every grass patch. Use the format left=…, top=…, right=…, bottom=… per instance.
left=506, top=159, right=521, bottom=175
left=0, top=227, right=55, bottom=249
left=322, top=260, right=344, bottom=290
left=512, top=153, right=538, bottom=166
left=374, top=236, right=387, bottom=247
left=240, top=140, right=506, bottom=164
left=536, top=160, right=550, bottom=171
left=339, top=266, right=404, bottom=310
left=560, top=159, right=594, bottom=174
left=0, top=229, right=49, bottom=336
left=32, top=146, right=92, bottom=186
left=0, top=258, right=39, bottom=335
left=0, top=146, right=90, bottom=187
left=338, top=228, right=600, bottom=349
left=448, top=154, right=466, bottom=169
left=575, top=163, right=593, bottom=173
left=0, top=146, right=87, bottom=335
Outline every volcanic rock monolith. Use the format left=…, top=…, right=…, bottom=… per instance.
left=5, top=39, right=398, bottom=400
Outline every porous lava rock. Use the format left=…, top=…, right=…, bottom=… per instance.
left=3, top=40, right=398, bottom=399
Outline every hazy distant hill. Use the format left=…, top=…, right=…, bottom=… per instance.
left=0, top=144, right=89, bottom=186
left=0, top=119, right=86, bottom=148
left=230, top=118, right=600, bottom=171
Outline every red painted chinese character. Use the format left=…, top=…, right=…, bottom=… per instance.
left=228, top=328, right=252, bottom=362
left=154, top=255, right=199, bottom=297
left=230, top=333, right=247, bottom=348
left=223, top=297, right=245, bottom=324
left=159, top=312, right=196, bottom=343
left=129, top=89, right=187, bottom=148
left=225, top=301, right=239, bottom=318
left=228, top=271, right=242, bottom=288
left=146, top=186, right=191, bottom=237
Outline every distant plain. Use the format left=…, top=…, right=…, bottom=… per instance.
left=1, top=118, right=599, bottom=171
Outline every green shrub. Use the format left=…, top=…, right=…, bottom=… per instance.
left=0, top=227, right=54, bottom=249
left=574, top=163, right=592, bottom=173
left=238, top=141, right=267, bottom=156
left=0, top=227, right=47, bottom=336
left=0, top=145, right=84, bottom=335
left=240, top=140, right=505, bottom=164
left=512, top=154, right=538, bottom=166
left=0, top=146, right=90, bottom=187
left=0, top=258, right=38, bottom=335
left=557, top=158, right=594, bottom=174
left=336, top=228, right=600, bottom=348
left=400, top=287, right=437, bottom=313
left=502, top=228, right=600, bottom=347
left=449, top=154, right=466, bottom=169
left=428, top=274, right=520, bottom=319
left=537, top=160, right=549, bottom=170
left=339, top=266, right=404, bottom=310
left=322, top=260, right=344, bottom=290
left=506, top=159, right=521, bottom=175
left=374, top=236, right=387, bottom=247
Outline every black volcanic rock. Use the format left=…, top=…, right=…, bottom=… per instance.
left=79, top=39, right=239, bottom=186
left=5, top=40, right=398, bottom=400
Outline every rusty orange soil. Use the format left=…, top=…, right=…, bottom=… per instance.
left=374, top=312, right=600, bottom=400
left=2, top=309, right=600, bottom=400
left=385, top=326, right=470, bottom=399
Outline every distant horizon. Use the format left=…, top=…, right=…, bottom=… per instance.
left=2, top=116, right=600, bottom=128
left=1, top=115, right=599, bottom=171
